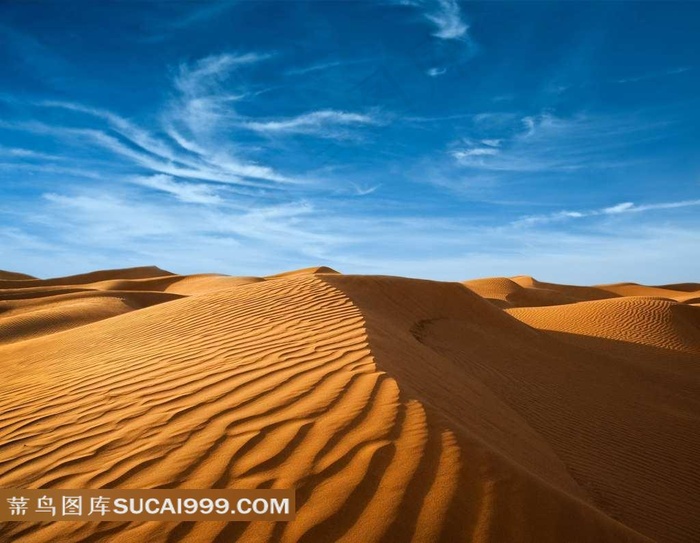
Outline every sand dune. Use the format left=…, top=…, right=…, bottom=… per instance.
left=595, top=283, right=700, bottom=305
left=0, top=267, right=698, bottom=542
left=0, top=290, right=183, bottom=344
left=462, top=276, right=585, bottom=307
left=508, top=297, right=700, bottom=354
left=0, top=270, right=37, bottom=281
left=465, top=275, right=700, bottom=309
left=0, top=266, right=173, bottom=290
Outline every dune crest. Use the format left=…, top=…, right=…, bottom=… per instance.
left=0, top=269, right=698, bottom=542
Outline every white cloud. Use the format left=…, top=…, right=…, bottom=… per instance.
left=285, top=58, right=373, bottom=76
left=39, top=100, right=185, bottom=162
left=27, top=91, right=295, bottom=188
left=615, top=66, right=691, bottom=84
left=168, top=2, right=238, bottom=31
left=521, top=115, right=538, bottom=137
left=515, top=199, right=700, bottom=227
left=130, top=174, right=223, bottom=205
left=83, top=128, right=272, bottom=187
left=0, top=161, right=105, bottom=180
left=603, top=202, right=635, bottom=214
left=175, top=52, right=271, bottom=97
left=140, top=2, right=240, bottom=43
left=427, top=67, right=447, bottom=77
left=351, top=183, right=381, bottom=196
left=450, top=112, right=667, bottom=173
left=452, top=147, right=499, bottom=159
left=391, top=0, right=475, bottom=72
left=242, top=110, right=379, bottom=137
left=0, top=145, right=64, bottom=161
left=481, top=139, right=501, bottom=147
left=634, top=200, right=700, bottom=211
left=424, top=0, right=468, bottom=40
left=165, top=52, right=269, bottom=142
left=286, top=60, right=346, bottom=76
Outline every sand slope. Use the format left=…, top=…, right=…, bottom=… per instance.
left=0, top=268, right=698, bottom=542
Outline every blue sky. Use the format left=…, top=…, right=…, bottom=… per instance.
left=1, top=0, right=698, bottom=283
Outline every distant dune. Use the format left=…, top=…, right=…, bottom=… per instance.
left=0, top=270, right=37, bottom=281
left=1, top=267, right=698, bottom=542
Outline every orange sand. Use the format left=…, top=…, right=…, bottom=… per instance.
left=1, top=267, right=698, bottom=542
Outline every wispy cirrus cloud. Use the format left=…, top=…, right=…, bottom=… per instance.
left=423, top=0, right=468, bottom=40
left=514, top=199, right=700, bottom=227
left=23, top=54, right=301, bottom=189
left=0, top=145, right=65, bottom=161
left=140, top=2, right=240, bottom=43
left=285, top=58, right=374, bottom=76
left=167, top=52, right=271, bottom=139
left=390, top=0, right=476, bottom=77
left=426, top=67, right=447, bottom=77
left=167, top=1, right=238, bottom=31
left=394, top=0, right=469, bottom=40
left=242, top=110, right=380, bottom=138
left=2, top=47, right=384, bottom=202
left=164, top=52, right=380, bottom=166
left=39, top=100, right=186, bottom=163
left=174, top=52, right=271, bottom=97
left=615, top=66, right=692, bottom=84
left=129, top=174, right=223, bottom=205
left=449, top=112, right=667, bottom=173
left=452, top=142, right=499, bottom=159
left=1, top=114, right=288, bottom=188
left=350, top=183, right=381, bottom=196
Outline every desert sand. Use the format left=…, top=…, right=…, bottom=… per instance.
left=0, top=266, right=698, bottom=542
